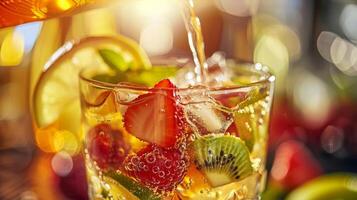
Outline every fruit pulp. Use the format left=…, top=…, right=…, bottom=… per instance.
left=81, top=65, right=272, bottom=200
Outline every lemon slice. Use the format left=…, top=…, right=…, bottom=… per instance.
left=33, top=36, right=151, bottom=131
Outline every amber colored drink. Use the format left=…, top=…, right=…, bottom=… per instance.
left=79, top=62, right=274, bottom=200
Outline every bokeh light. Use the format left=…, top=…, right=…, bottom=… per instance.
left=0, top=31, right=24, bottom=66
left=35, top=125, right=80, bottom=155
left=317, top=31, right=357, bottom=76
left=53, top=130, right=79, bottom=155
left=253, top=15, right=301, bottom=62
left=51, top=151, right=73, bottom=177
left=330, top=38, right=357, bottom=76
left=35, top=125, right=58, bottom=153
left=254, top=34, right=289, bottom=90
left=116, top=0, right=179, bottom=57
left=290, top=69, right=332, bottom=128
left=140, top=21, right=173, bottom=56
left=252, top=14, right=303, bottom=92
left=340, top=4, right=357, bottom=43
left=317, top=31, right=338, bottom=63
left=215, top=0, right=259, bottom=17
left=321, top=125, right=344, bottom=154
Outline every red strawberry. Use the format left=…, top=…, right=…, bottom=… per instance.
left=123, top=144, right=188, bottom=192
left=87, top=123, right=130, bottom=169
left=124, top=79, right=182, bottom=147
left=271, top=140, right=323, bottom=190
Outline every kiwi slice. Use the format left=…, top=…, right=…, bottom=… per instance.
left=192, top=134, right=253, bottom=187
left=238, top=87, right=268, bottom=109
left=104, top=172, right=160, bottom=200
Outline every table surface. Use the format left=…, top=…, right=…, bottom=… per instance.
left=0, top=149, right=71, bottom=200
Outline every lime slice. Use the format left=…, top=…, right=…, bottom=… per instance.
left=103, top=176, right=140, bottom=200
left=99, top=48, right=131, bottom=72
left=237, top=87, right=268, bottom=109
left=105, top=172, right=160, bottom=200
left=91, top=65, right=178, bottom=86
left=33, top=35, right=151, bottom=131
left=232, top=86, right=269, bottom=151
left=286, top=173, right=357, bottom=200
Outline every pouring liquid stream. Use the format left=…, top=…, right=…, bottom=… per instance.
left=180, top=0, right=209, bottom=84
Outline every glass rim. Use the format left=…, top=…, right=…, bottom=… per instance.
left=79, top=63, right=275, bottom=92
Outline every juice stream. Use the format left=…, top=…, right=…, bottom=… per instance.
left=180, top=0, right=208, bottom=84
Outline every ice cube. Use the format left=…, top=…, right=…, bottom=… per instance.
left=174, top=52, right=234, bottom=88
left=205, top=52, right=234, bottom=87
left=174, top=66, right=200, bottom=88
left=178, top=89, right=233, bottom=135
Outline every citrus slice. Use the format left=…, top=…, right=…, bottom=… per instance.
left=33, top=35, right=151, bottom=132
left=105, top=172, right=160, bottom=200
left=103, top=176, right=140, bottom=200
left=286, top=173, right=357, bottom=200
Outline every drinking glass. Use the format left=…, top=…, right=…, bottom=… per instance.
left=79, top=62, right=274, bottom=200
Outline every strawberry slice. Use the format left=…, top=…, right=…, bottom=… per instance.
left=124, top=79, right=181, bottom=147
left=123, top=144, right=188, bottom=192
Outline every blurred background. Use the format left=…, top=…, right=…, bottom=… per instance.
left=0, top=0, right=357, bottom=199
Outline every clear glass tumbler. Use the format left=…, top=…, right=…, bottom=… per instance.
left=79, top=62, right=275, bottom=200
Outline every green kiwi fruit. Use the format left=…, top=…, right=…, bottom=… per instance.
left=192, top=134, right=253, bottom=187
